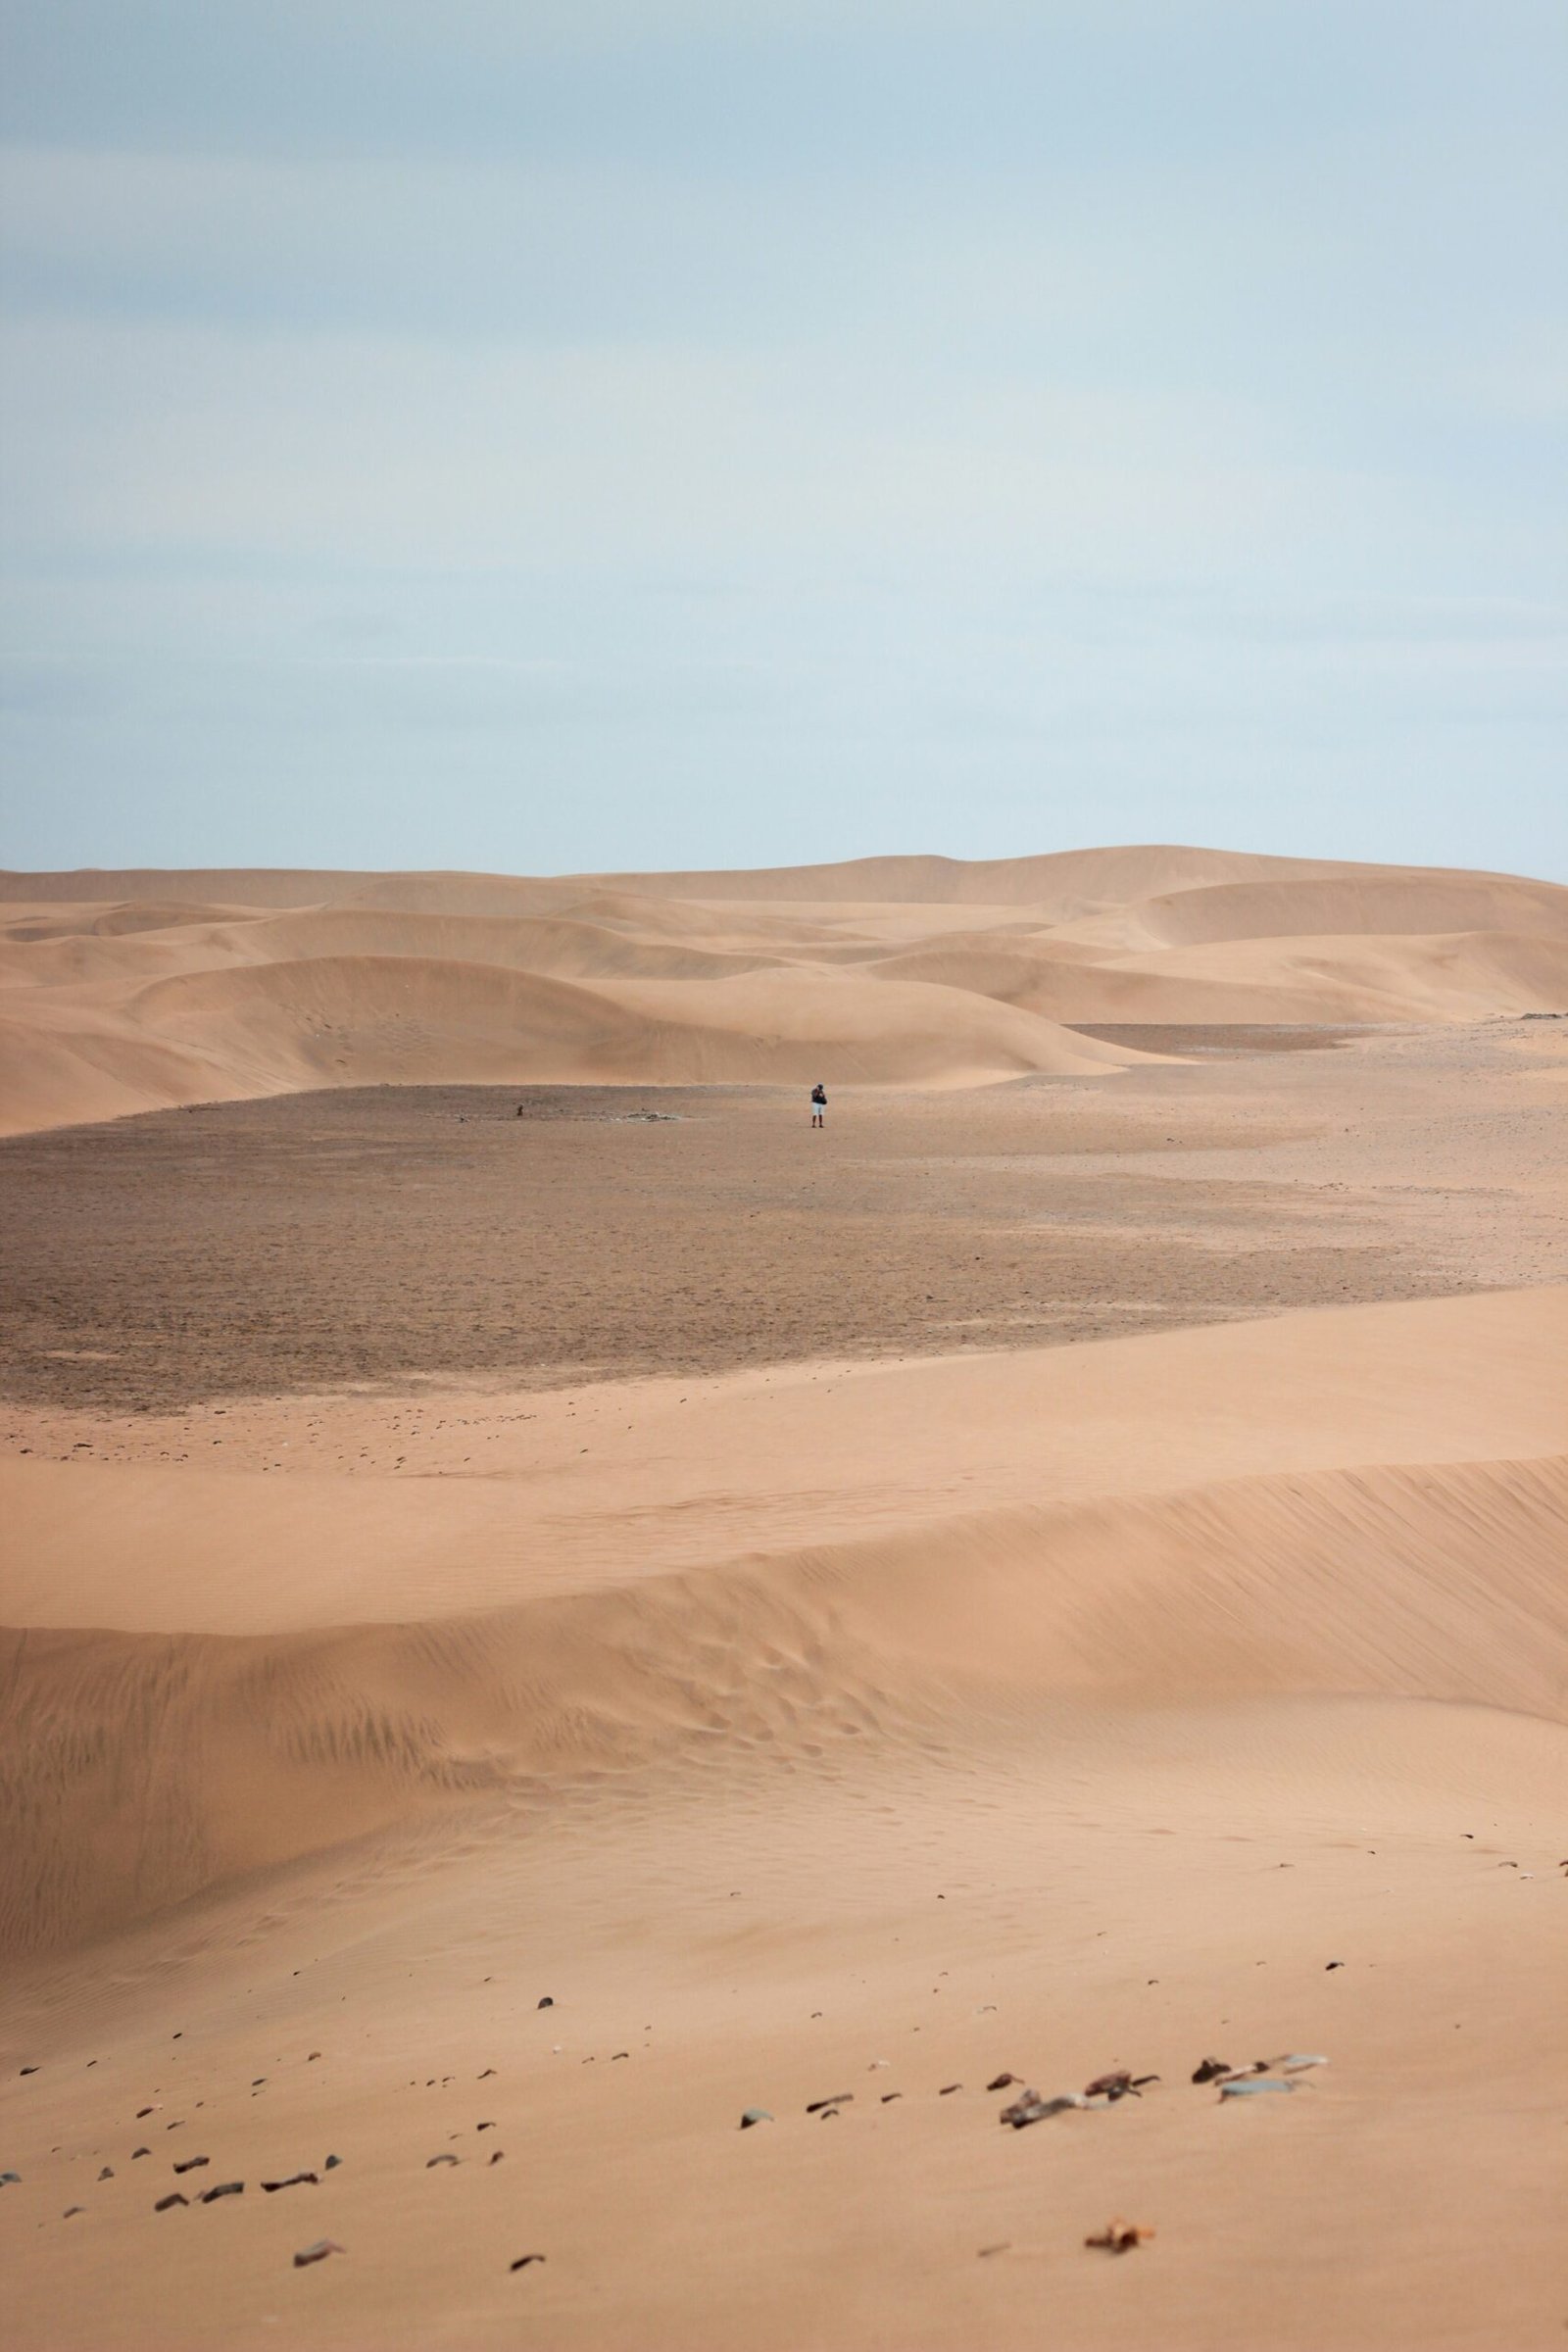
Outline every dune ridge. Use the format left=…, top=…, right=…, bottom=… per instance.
left=3, top=844, right=1564, bottom=1132
left=4, top=1288, right=1563, bottom=1955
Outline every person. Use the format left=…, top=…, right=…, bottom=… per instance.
left=810, top=1081, right=826, bottom=1130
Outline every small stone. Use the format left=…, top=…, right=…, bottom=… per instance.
left=293, top=2238, right=344, bottom=2268
left=98, top=2166, right=114, bottom=2181
left=200, top=2180, right=244, bottom=2201
left=1325, top=1960, right=1345, bottom=1970
left=536, top=1997, right=554, bottom=2010
left=63, top=2204, right=85, bottom=2218
left=880, top=2092, right=902, bottom=2103
left=1191, top=2058, right=1231, bottom=2084
left=939, top=2083, right=962, bottom=2095
left=155, top=2192, right=189, bottom=2212
left=131, top=2148, right=149, bottom=2160
left=488, top=2150, right=505, bottom=2165
left=173, top=2156, right=209, bottom=2174
left=323, top=2155, right=342, bottom=2170
left=1085, top=2217, right=1154, bottom=2253
left=0, top=2172, right=21, bottom=2186
left=806, top=2094, right=852, bottom=2114
left=20, top=2067, right=38, bottom=2078
left=262, top=2173, right=318, bottom=2191
left=986, top=2073, right=1019, bottom=2092
left=510, top=2253, right=546, bottom=2272
left=738, top=2108, right=772, bottom=2129
left=426, top=2154, right=460, bottom=2168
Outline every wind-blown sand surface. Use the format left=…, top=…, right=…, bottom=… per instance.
left=2, top=851, right=1566, bottom=2350
left=3, top=843, right=1565, bottom=1133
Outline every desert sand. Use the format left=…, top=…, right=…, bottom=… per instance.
left=1, top=848, right=1566, bottom=2351
left=3, top=842, right=1566, bottom=1135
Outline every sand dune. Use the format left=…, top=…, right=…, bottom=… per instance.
left=3, top=1005, right=1566, bottom=2346
left=4, top=1288, right=1562, bottom=1955
left=2, top=845, right=1563, bottom=1132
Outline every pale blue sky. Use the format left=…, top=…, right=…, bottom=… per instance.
left=1, top=1, right=1564, bottom=877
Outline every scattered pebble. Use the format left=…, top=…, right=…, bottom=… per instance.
left=323, top=2155, right=342, bottom=2171
left=172, top=2156, right=209, bottom=2174
left=1191, top=2057, right=1231, bottom=2084
left=0, top=2172, right=21, bottom=2187
left=806, top=2094, right=853, bottom=2114
left=155, top=2193, right=188, bottom=2212
left=1084, top=2072, right=1158, bottom=2100
left=986, top=2073, right=1019, bottom=2092
left=1085, top=2218, right=1154, bottom=2253
left=262, top=2173, right=318, bottom=2192
left=199, top=2180, right=244, bottom=2201
left=537, top=1997, right=554, bottom=2011
left=939, top=2082, right=962, bottom=2096
left=426, top=2154, right=461, bottom=2168
left=97, top=2166, right=114, bottom=2181
left=63, top=2205, right=85, bottom=2218
left=510, top=2254, right=546, bottom=2272
left=293, top=2238, right=344, bottom=2269
left=1000, top=2089, right=1082, bottom=2129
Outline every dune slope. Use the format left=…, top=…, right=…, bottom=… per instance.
left=3, top=844, right=1564, bottom=1131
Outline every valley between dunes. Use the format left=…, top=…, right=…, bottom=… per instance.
left=1, top=848, right=1566, bottom=2351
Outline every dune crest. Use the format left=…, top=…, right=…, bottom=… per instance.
left=2, top=844, right=1563, bottom=1132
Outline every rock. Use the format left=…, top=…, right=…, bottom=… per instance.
left=510, top=2254, right=546, bottom=2271
left=426, top=2154, right=461, bottom=2168
left=489, top=2150, right=505, bottom=2165
left=880, top=2093, right=902, bottom=2103
left=172, top=2156, right=209, bottom=2174
left=98, top=2166, right=114, bottom=2181
left=1191, top=2057, right=1231, bottom=2084
left=155, top=2192, right=189, bottom=2212
left=537, top=1997, right=554, bottom=2010
left=131, top=2148, right=150, bottom=2160
left=293, top=2238, right=344, bottom=2268
left=1085, top=2218, right=1154, bottom=2253
left=477, top=2069, right=496, bottom=2080
left=939, top=2083, right=962, bottom=2095
left=0, top=2172, right=21, bottom=2186
left=1000, top=2089, right=1084, bottom=2129
left=19, top=2066, right=38, bottom=2077
left=986, top=2073, right=1019, bottom=2092
left=476, top=2121, right=496, bottom=2132
left=200, top=2180, right=244, bottom=2201
left=806, top=2094, right=853, bottom=2114
left=1084, top=2072, right=1159, bottom=2100
left=63, top=2205, right=85, bottom=2218
left=738, top=2109, right=773, bottom=2129
left=323, top=2155, right=342, bottom=2170
left=262, top=2173, right=319, bottom=2191
left=1325, top=1960, right=1345, bottom=1970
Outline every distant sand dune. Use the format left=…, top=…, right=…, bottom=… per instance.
left=2, top=845, right=1563, bottom=1132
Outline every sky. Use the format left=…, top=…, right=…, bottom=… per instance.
left=1, top=0, right=1564, bottom=880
